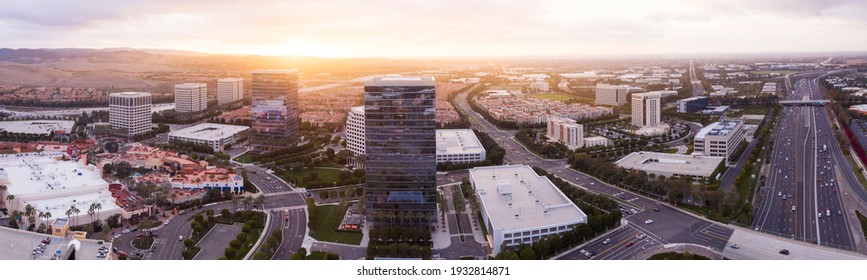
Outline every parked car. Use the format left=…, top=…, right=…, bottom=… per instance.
left=730, top=244, right=739, bottom=249
left=645, top=219, right=654, bottom=224
left=779, top=249, right=790, bottom=255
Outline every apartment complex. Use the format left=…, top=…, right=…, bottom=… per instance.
left=109, top=92, right=152, bottom=137
left=474, top=93, right=611, bottom=124
left=364, top=76, right=437, bottom=228
left=469, top=165, right=587, bottom=255
left=595, top=84, right=631, bottom=106
left=694, top=120, right=745, bottom=159
left=217, top=78, right=244, bottom=105
left=250, top=69, right=299, bottom=151
left=435, top=129, right=486, bottom=164
left=677, top=96, right=709, bottom=113
left=631, top=92, right=661, bottom=127
left=167, top=123, right=250, bottom=152
left=174, top=83, right=208, bottom=113
left=547, top=117, right=584, bottom=149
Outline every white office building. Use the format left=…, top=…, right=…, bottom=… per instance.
left=174, top=83, right=208, bottom=113
left=469, top=165, right=587, bottom=255
left=694, top=120, right=745, bottom=159
left=631, top=92, right=661, bottom=127
left=168, top=123, right=250, bottom=152
left=615, top=152, right=724, bottom=181
left=595, top=84, right=631, bottom=106
left=436, top=129, right=486, bottom=164
left=547, top=117, right=584, bottom=149
left=346, top=106, right=366, bottom=156
left=0, top=153, right=123, bottom=226
left=217, top=78, right=244, bottom=105
left=109, top=92, right=152, bottom=137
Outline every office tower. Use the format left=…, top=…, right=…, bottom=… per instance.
left=250, top=69, right=299, bottom=151
left=631, top=92, right=661, bottom=127
left=218, top=78, right=244, bottom=105
left=595, top=84, right=631, bottom=106
left=174, top=83, right=208, bottom=113
left=694, top=120, right=745, bottom=159
left=109, top=92, right=152, bottom=137
left=346, top=106, right=366, bottom=156
left=364, top=76, right=437, bottom=229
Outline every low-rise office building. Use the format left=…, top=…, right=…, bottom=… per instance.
left=547, top=117, right=584, bottom=149
left=615, top=152, right=725, bottom=181
left=677, top=96, right=709, bottom=113
left=694, top=120, right=745, bottom=159
left=436, top=129, right=486, bottom=164
left=469, top=165, right=588, bottom=255
left=167, top=123, right=250, bottom=152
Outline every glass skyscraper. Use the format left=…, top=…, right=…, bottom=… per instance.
left=250, top=69, right=299, bottom=151
left=364, top=76, right=437, bottom=229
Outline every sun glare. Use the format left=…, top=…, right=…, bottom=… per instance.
left=246, top=39, right=344, bottom=57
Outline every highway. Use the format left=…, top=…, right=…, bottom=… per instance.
left=689, top=61, right=705, bottom=96
left=753, top=75, right=855, bottom=251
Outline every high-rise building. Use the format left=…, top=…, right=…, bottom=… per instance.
left=631, top=92, right=661, bottom=127
left=346, top=106, right=366, bottom=156
left=250, top=69, right=299, bottom=151
left=677, top=96, right=708, bottom=113
left=217, top=78, right=244, bottom=105
left=595, top=84, right=631, bottom=106
left=174, top=83, right=208, bottom=113
left=364, top=76, right=437, bottom=229
left=547, top=117, right=584, bottom=149
left=694, top=120, right=745, bottom=159
left=109, top=92, right=152, bottom=137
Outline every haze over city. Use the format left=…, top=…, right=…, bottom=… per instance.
left=2, top=0, right=867, bottom=57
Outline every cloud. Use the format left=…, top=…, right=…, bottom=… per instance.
left=0, top=0, right=866, bottom=57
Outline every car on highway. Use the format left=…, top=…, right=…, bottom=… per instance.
left=818, top=212, right=822, bottom=218
left=626, top=242, right=634, bottom=248
left=778, top=191, right=782, bottom=197
left=645, top=219, right=654, bottom=224
left=779, top=249, right=790, bottom=255
left=792, top=206, right=796, bottom=211
left=603, top=238, right=612, bottom=245
left=826, top=208, right=831, bottom=216
left=730, top=244, right=739, bottom=249
left=838, top=210, right=843, bottom=215
left=179, top=235, right=184, bottom=241
left=637, top=234, right=646, bottom=240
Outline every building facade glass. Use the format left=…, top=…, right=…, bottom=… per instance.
left=364, top=77, right=437, bottom=229
left=250, top=70, right=299, bottom=151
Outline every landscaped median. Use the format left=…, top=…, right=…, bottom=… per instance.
left=181, top=209, right=266, bottom=260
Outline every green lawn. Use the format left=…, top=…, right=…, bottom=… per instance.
left=663, top=148, right=679, bottom=154
left=309, top=205, right=363, bottom=245
left=856, top=211, right=867, bottom=241
left=283, top=167, right=342, bottom=185
left=233, top=153, right=253, bottom=163
left=843, top=153, right=867, bottom=190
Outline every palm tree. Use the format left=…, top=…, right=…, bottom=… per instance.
left=65, top=208, right=73, bottom=227
left=242, top=196, right=253, bottom=210
left=5, top=194, right=14, bottom=212
left=41, top=212, right=52, bottom=229
left=95, top=203, right=102, bottom=221
left=87, top=203, right=96, bottom=224
left=254, top=194, right=265, bottom=211
left=231, top=196, right=240, bottom=212
left=24, top=204, right=35, bottom=229
left=70, top=205, right=80, bottom=227
left=170, top=192, right=178, bottom=208
left=0, top=185, right=6, bottom=208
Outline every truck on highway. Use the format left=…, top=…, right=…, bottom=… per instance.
left=823, top=144, right=827, bottom=152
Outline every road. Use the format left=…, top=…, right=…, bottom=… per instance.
left=689, top=61, right=705, bottom=96
left=753, top=75, right=855, bottom=251
left=453, top=86, right=734, bottom=259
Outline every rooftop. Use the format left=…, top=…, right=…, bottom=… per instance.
left=218, top=78, right=243, bottom=82
left=470, top=165, right=587, bottom=231
left=696, top=120, right=742, bottom=138
left=679, top=96, right=708, bottom=102
left=436, top=129, right=485, bottom=155
left=168, top=123, right=250, bottom=141
left=110, top=92, right=150, bottom=98
left=365, top=76, right=436, bottom=87
left=0, top=226, right=112, bottom=260
left=0, top=120, right=74, bottom=135
left=175, top=83, right=207, bottom=89
left=615, top=152, right=724, bottom=178
left=0, top=153, right=120, bottom=224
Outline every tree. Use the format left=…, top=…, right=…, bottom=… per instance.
left=0, top=185, right=6, bottom=207
left=254, top=194, right=265, bottom=211
left=231, top=196, right=240, bottom=212
left=5, top=194, right=14, bottom=212
left=221, top=208, right=231, bottom=218
left=95, top=203, right=102, bottom=221
left=243, top=196, right=253, bottom=210
left=224, top=247, right=237, bottom=259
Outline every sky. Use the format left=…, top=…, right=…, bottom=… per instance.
left=2, top=0, right=867, bottom=58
